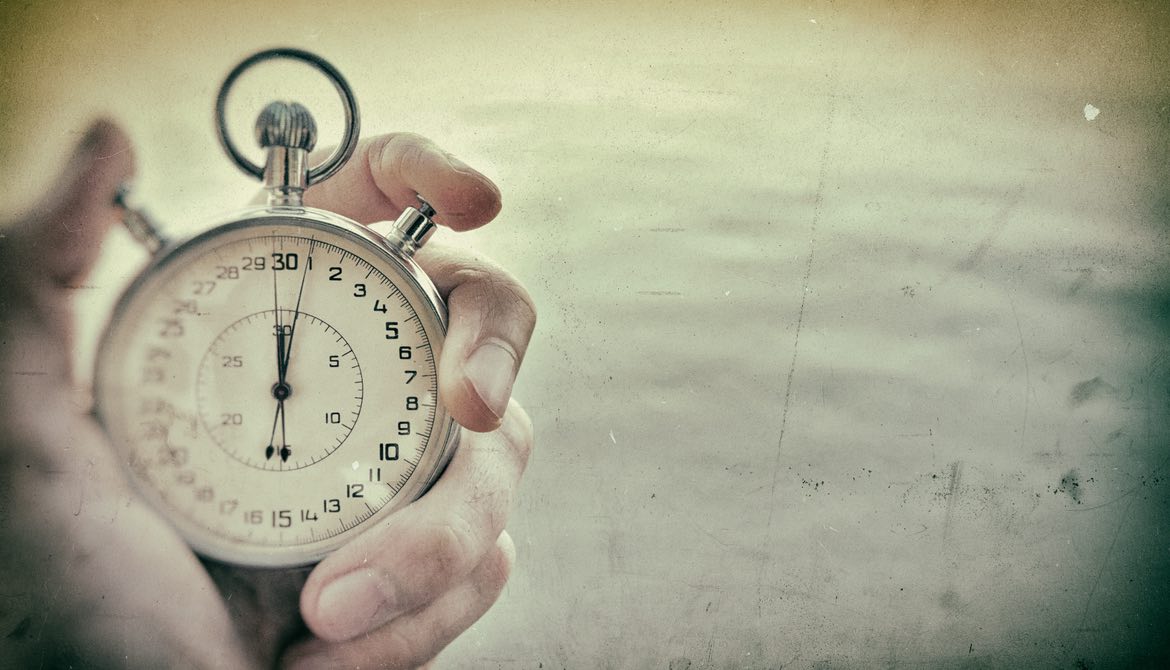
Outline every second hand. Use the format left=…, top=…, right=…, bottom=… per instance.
left=281, top=244, right=313, bottom=379
left=269, top=243, right=313, bottom=464
left=267, top=265, right=285, bottom=461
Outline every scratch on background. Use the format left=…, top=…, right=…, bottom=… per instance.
left=1076, top=492, right=1136, bottom=636
left=1075, top=353, right=1167, bottom=635
left=943, top=461, right=963, bottom=540
left=955, top=185, right=1025, bottom=272
left=1010, top=299, right=1032, bottom=450
left=757, top=57, right=841, bottom=618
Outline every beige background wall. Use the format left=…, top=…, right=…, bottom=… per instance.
left=2, top=1, right=1168, bottom=667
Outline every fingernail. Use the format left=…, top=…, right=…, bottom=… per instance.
left=316, top=569, right=397, bottom=640
left=443, top=152, right=501, bottom=202
left=465, top=338, right=518, bottom=419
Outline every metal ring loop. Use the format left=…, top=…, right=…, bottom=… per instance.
left=214, top=48, right=360, bottom=186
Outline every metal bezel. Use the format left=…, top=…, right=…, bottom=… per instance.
left=94, top=206, right=459, bottom=568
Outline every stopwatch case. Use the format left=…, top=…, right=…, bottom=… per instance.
left=94, top=205, right=459, bottom=568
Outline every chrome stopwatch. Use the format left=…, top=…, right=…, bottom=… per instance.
left=96, top=49, right=457, bottom=568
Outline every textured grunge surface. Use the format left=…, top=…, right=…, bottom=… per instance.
left=2, top=1, right=1168, bottom=667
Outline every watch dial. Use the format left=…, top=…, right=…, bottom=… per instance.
left=96, top=214, right=454, bottom=566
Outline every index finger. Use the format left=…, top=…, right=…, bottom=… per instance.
left=303, top=133, right=501, bottom=231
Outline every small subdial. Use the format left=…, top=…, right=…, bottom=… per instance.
left=196, top=309, right=363, bottom=470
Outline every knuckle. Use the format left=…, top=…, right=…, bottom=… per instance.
left=457, top=461, right=509, bottom=538
left=381, top=132, right=433, bottom=178
left=382, top=625, right=426, bottom=668
left=499, top=400, right=535, bottom=465
left=447, top=264, right=496, bottom=293
left=420, top=516, right=476, bottom=587
left=502, top=278, right=538, bottom=334
left=475, top=259, right=533, bottom=314
left=457, top=263, right=537, bottom=335
left=475, top=539, right=514, bottom=601
left=421, top=248, right=537, bottom=342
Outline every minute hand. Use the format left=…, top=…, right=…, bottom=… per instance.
left=280, top=251, right=312, bottom=377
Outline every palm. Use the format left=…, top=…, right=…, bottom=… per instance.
left=0, top=314, right=262, bottom=666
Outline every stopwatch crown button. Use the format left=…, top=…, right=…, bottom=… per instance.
left=255, top=101, right=318, bottom=151
left=113, top=183, right=167, bottom=253
left=416, top=196, right=436, bottom=219
left=369, top=197, right=436, bottom=258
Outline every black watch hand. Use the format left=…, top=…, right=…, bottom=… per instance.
left=267, top=267, right=288, bottom=461
left=265, top=401, right=282, bottom=461
left=278, top=398, right=290, bottom=462
left=281, top=248, right=312, bottom=378
left=273, top=266, right=285, bottom=381
left=269, top=327, right=292, bottom=462
left=269, top=252, right=309, bottom=463
left=276, top=325, right=288, bottom=386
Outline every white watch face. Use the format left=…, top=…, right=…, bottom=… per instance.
left=96, top=212, right=455, bottom=567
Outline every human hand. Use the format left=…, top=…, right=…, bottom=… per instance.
left=0, top=121, right=535, bottom=669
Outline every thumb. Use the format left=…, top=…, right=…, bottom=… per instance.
left=17, top=119, right=136, bottom=287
